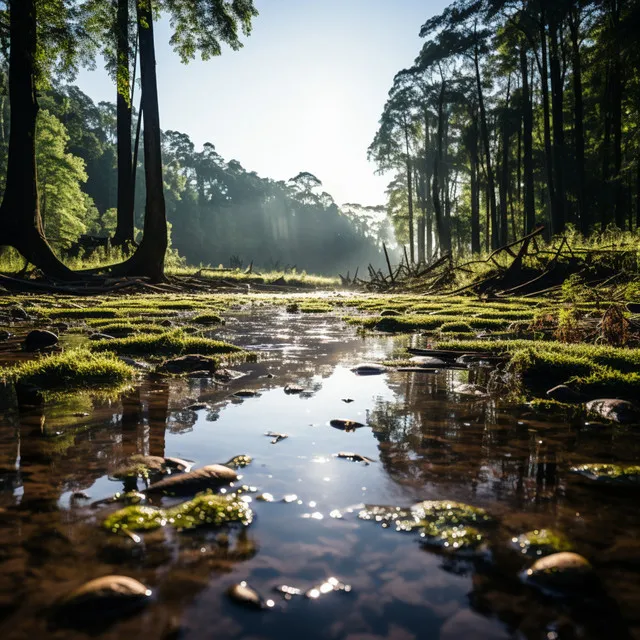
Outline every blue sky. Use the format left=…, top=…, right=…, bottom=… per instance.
left=77, top=0, right=449, bottom=206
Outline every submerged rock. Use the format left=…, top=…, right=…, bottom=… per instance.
left=451, top=383, right=488, bottom=398
left=570, top=463, right=640, bottom=485
left=351, top=363, right=387, bottom=375
left=145, top=464, right=237, bottom=496
left=511, top=529, right=573, bottom=558
left=23, top=329, right=58, bottom=351
left=546, top=385, right=583, bottom=404
left=524, top=552, right=594, bottom=590
left=411, top=501, right=493, bottom=527
left=284, top=384, right=304, bottom=394
left=159, top=355, right=216, bottom=374
left=104, top=493, right=252, bottom=533
left=111, top=455, right=167, bottom=481
left=222, top=455, right=252, bottom=469
left=227, top=582, right=273, bottom=609
left=186, top=402, right=208, bottom=411
left=56, top=575, right=152, bottom=620
left=329, top=419, right=366, bottom=431
left=585, top=399, right=640, bottom=424
left=233, top=389, right=259, bottom=398
left=419, top=523, right=485, bottom=554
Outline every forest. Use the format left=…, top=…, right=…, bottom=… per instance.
left=0, top=0, right=387, bottom=282
left=371, top=0, right=640, bottom=264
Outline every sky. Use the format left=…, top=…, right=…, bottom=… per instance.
left=76, top=0, right=449, bottom=207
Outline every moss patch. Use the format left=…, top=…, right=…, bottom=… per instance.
left=90, top=330, right=245, bottom=358
left=0, top=349, right=135, bottom=390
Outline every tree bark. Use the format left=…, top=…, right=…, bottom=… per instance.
left=469, top=110, right=481, bottom=254
left=499, top=76, right=511, bottom=246
left=520, top=45, right=536, bottom=234
left=0, top=0, right=75, bottom=279
left=403, top=120, right=415, bottom=264
left=568, top=7, right=588, bottom=234
left=474, top=38, right=498, bottom=249
left=113, top=0, right=135, bottom=247
left=112, top=0, right=168, bottom=281
left=610, top=0, right=625, bottom=229
left=548, top=12, right=566, bottom=233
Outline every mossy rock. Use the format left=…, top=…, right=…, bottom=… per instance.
left=419, top=523, right=485, bottom=554
left=524, top=552, right=594, bottom=590
left=411, top=501, right=493, bottom=528
left=192, top=313, right=224, bottom=325
left=102, top=493, right=252, bottom=534
left=380, top=309, right=402, bottom=317
left=570, top=463, right=640, bottom=485
left=511, top=529, right=573, bottom=558
left=439, top=321, right=474, bottom=334
left=103, top=505, right=168, bottom=533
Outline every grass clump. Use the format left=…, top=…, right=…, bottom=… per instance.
left=38, top=307, right=122, bottom=320
left=0, top=348, right=135, bottom=390
left=90, top=329, right=245, bottom=358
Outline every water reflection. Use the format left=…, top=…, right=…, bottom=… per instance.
left=0, top=312, right=638, bottom=638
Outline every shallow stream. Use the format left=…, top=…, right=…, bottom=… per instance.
left=1, top=310, right=639, bottom=639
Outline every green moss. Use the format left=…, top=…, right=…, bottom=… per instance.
left=512, top=529, right=573, bottom=558
left=192, top=313, right=224, bottom=325
left=529, top=399, right=584, bottom=419
left=102, top=492, right=253, bottom=534
left=103, top=505, right=168, bottom=533
left=0, top=349, right=135, bottom=390
left=89, top=322, right=166, bottom=336
left=570, top=463, right=640, bottom=484
left=298, top=303, right=332, bottom=313
left=345, top=314, right=511, bottom=333
left=419, top=523, right=485, bottom=552
left=38, top=307, right=122, bottom=319
left=166, top=492, right=253, bottom=529
left=439, top=321, right=474, bottom=334
left=411, top=501, right=493, bottom=527
left=90, top=330, right=245, bottom=358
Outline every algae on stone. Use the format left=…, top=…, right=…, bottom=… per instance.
left=512, top=529, right=573, bottom=558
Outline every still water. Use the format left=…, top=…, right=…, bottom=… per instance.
left=0, top=311, right=639, bottom=639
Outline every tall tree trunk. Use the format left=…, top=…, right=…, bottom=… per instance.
left=435, top=80, right=451, bottom=253
left=405, top=150, right=414, bottom=264
left=113, top=0, right=135, bottom=247
left=548, top=13, right=566, bottom=233
left=499, top=76, right=511, bottom=245
left=568, top=8, right=588, bottom=234
left=538, top=8, right=556, bottom=227
left=0, top=0, right=75, bottom=279
left=474, top=38, right=498, bottom=249
left=610, top=0, right=625, bottom=229
left=417, top=170, right=426, bottom=264
left=520, top=46, right=536, bottom=233
left=469, top=111, right=481, bottom=254
left=113, top=0, right=167, bottom=281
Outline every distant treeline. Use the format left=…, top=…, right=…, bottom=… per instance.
left=370, top=0, right=640, bottom=262
left=0, top=84, right=390, bottom=275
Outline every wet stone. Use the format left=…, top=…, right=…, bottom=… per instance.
left=118, top=356, right=150, bottom=370
left=511, top=529, right=573, bottom=558
left=10, top=307, right=29, bottom=321
left=23, top=329, right=58, bottom=351
left=159, top=355, right=216, bottom=374
left=585, top=398, right=640, bottom=425
left=227, top=582, right=273, bottom=609
left=186, top=402, right=208, bottom=411
left=55, top=575, right=152, bottom=621
left=145, top=464, right=238, bottom=496
left=524, top=552, right=595, bottom=591
left=284, top=384, right=304, bottom=394
left=351, top=363, right=387, bottom=375
left=222, top=454, right=252, bottom=469
left=89, top=332, right=115, bottom=341
left=330, top=419, right=365, bottom=431
left=410, top=355, right=445, bottom=367
left=233, top=389, right=259, bottom=398
left=265, top=431, right=288, bottom=444
left=570, top=463, right=640, bottom=485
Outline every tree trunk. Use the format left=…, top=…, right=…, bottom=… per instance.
left=568, top=8, right=588, bottom=234
left=610, top=0, right=625, bottom=229
left=520, top=45, right=536, bottom=233
left=112, top=0, right=167, bottom=281
left=435, top=80, right=451, bottom=254
left=405, top=151, right=414, bottom=264
left=113, top=0, right=135, bottom=247
left=469, top=111, right=481, bottom=254
left=499, top=76, right=511, bottom=246
left=0, top=0, right=75, bottom=279
left=417, top=170, right=426, bottom=264
left=548, top=13, right=566, bottom=233
left=474, top=39, right=498, bottom=249
left=538, top=8, right=556, bottom=227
